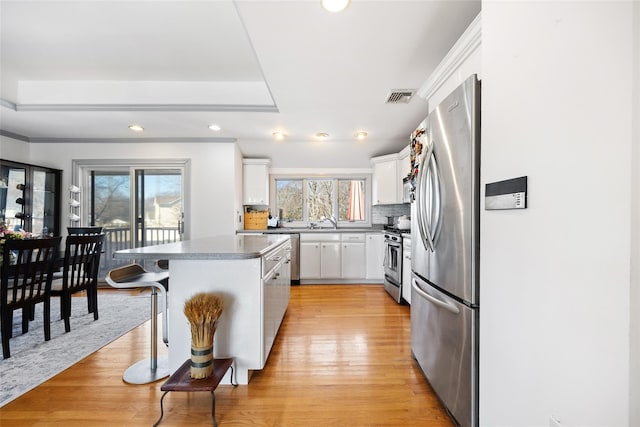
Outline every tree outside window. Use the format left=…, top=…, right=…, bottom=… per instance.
left=275, top=177, right=367, bottom=224
left=276, top=179, right=303, bottom=221
left=307, top=179, right=333, bottom=221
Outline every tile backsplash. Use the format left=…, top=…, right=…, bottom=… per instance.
left=372, top=203, right=411, bottom=225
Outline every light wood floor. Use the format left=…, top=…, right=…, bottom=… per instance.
left=0, top=284, right=453, bottom=427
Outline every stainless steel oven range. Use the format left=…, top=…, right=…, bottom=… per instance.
left=383, top=229, right=403, bottom=303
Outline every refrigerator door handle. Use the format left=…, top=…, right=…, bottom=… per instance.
left=416, top=144, right=435, bottom=252
left=430, top=151, right=442, bottom=245
left=412, top=278, right=460, bottom=315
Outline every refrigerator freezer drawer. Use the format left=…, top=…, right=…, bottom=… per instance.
left=411, top=274, right=478, bottom=427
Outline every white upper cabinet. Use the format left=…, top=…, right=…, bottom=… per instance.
left=397, top=145, right=411, bottom=200
left=371, top=149, right=411, bottom=205
left=243, top=158, right=271, bottom=206
left=397, top=145, right=411, bottom=180
left=371, top=154, right=398, bottom=205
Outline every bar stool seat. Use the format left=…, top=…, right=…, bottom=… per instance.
left=106, top=264, right=169, bottom=384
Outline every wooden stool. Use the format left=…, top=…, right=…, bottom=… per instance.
left=154, top=358, right=236, bottom=427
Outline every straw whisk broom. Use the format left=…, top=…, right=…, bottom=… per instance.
left=184, top=292, right=224, bottom=379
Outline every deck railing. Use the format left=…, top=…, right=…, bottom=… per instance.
left=99, top=226, right=180, bottom=277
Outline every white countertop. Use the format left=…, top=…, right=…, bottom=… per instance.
left=113, top=234, right=290, bottom=261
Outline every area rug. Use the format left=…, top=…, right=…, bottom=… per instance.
left=0, top=292, right=154, bottom=407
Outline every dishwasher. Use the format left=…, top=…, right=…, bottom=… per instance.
left=287, top=233, right=300, bottom=284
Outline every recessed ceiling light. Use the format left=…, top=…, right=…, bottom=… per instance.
left=315, top=132, right=330, bottom=140
left=272, top=131, right=287, bottom=140
left=128, top=124, right=144, bottom=132
left=355, top=131, right=368, bottom=140
left=321, top=0, right=350, bottom=12
left=208, top=124, right=221, bottom=131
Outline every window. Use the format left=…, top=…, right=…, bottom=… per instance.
left=338, top=179, right=365, bottom=221
left=276, top=179, right=303, bottom=221
left=307, top=179, right=333, bottom=221
left=274, top=176, right=369, bottom=226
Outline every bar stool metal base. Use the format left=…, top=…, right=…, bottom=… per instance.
left=123, top=355, right=170, bottom=384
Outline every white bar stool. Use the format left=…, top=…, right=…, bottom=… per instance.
left=106, top=264, right=169, bottom=384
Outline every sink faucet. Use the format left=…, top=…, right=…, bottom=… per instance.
left=323, top=216, right=338, bottom=229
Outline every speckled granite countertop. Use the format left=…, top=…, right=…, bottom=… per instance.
left=113, top=234, right=290, bottom=260
left=237, top=227, right=385, bottom=234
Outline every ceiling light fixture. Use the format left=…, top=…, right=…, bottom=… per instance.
left=355, top=131, right=368, bottom=140
left=128, top=124, right=144, bottom=132
left=272, top=131, right=287, bottom=140
left=315, top=132, right=329, bottom=140
left=208, top=124, right=221, bottom=131
left=321, top=0, right=350, bottom=13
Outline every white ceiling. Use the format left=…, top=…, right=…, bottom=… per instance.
left=0, top=0, right=481, bottom=159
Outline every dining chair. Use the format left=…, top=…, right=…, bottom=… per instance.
left=50, top=233, right=105, bottom=333
left=1, top=236, right=61, bottom=359
left=67, top=226, right=104, bottom=235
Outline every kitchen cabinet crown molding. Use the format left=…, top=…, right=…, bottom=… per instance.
left=370, top=153, right=399, bottom=165
left=242, top=158, right=271, bottom=166
left=417, top=12, right=481, bottom=102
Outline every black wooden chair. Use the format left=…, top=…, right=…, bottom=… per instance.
left=50, top=234, right=105, bottom=333
left=1, top=236, right=61, bottom=359
left=67, top=226, right=103, bottom=235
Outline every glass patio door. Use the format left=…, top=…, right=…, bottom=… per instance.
left=133, top=168, right=184, bottom=248
left=87, top=166, right=185, bottom=276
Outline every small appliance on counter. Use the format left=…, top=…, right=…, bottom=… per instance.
left=397, top=215, right=411, bottom=230
left=402, top=177, right=412, bottom=203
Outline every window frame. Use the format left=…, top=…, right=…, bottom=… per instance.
left=270, top=173, right=372, bottom=228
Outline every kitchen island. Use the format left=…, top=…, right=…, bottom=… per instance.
left=113, top=234, right=291, bottom=384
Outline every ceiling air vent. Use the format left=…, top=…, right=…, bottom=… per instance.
left=385, top=89, right=415, bottom=104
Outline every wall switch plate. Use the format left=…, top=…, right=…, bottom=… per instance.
left=549, top=416, right=563, bottom=427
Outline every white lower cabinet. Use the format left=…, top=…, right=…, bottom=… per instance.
left=402, top=237, right=412, bottom=304
left=365, top=233, right=384, bottom=280
left=300, top=241, right=321, bottom=278
left=341, top=234, right=366, bottom=279
left=300, top=233, right=341, bottom=279
left=263, top=244, right=291, bottom=358
left=300, top=232, right=383, bottom=282
left=320, top=242, right=341, bottom=278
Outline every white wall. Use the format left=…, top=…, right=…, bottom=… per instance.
left=480, top=2, right=633, bottom=426
left=630, top=2, right=640, bottom=426
left=17, top=141, right=240, bottom=238
left=0, top=136, right=31, bottom=163
left=236, top=137, right=406, bottom=169
left=233, top=143, right=244, bottom=231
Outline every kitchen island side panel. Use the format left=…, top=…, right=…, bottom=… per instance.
left=168, top=258, right=262, bottom=385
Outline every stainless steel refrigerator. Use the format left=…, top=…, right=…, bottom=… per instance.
left=410, top=74, right=480, bottom=427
